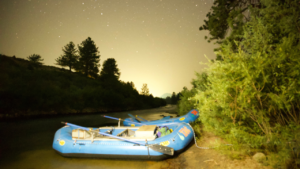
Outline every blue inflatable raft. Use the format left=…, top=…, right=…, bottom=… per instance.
left=53, top=122, right=194, bottom=160
left=123, top=109, right=199, bottom=126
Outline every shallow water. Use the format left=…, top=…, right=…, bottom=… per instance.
left=0, top=105, right=180, bottom=169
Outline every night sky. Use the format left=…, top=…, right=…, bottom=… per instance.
left=0, top=0, right=217, bottom=97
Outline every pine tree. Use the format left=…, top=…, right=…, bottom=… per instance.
left=99, top=58, right=120, bottom=81
left=56, top=41, right=79, bottom=71
left=77, top=37, right=100, bottom=78
left=171, top=92, right=177, bottom=104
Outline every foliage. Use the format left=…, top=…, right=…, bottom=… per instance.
left=177, top=72, right=209, bottom=115
left=177, top=87, right=196, bottom=116
left=140, top=83, right=150, bottom=96
left=165, top=96, right=171, bottom=104
left=0, top=55, right=166, bottom=117
left=200, top=0, right=260, bottom=51
left=99, top=58, right=120, bottom=82
left=55, top=41, right=79, bottom=71
left=27, top=54, right=44, bottom=68
left=194, top=0, right=300, bottom=168
left=77, top=37, right=100, bottom=78
left=171, top=92, right=177, bottom=104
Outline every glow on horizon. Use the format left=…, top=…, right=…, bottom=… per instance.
left=0, top=0, right=217, bottom=97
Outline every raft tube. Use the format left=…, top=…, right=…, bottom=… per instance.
left=53, top=123, right=193, bottom=160
left=123, top=109, right=199, bottom=127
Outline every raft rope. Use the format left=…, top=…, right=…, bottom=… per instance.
left=186, top=123, right=233, bottom=149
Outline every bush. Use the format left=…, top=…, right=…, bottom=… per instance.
left=192, top=1, right=300, bottom=168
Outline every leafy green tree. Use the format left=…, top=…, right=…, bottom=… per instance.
left=140, top=83, right=150, bottom=96
left=194, top=0, right=300, bottom=166
left=99, top=58, right=120, bottom=81
left=77, top=37, right=100, bottom=78
left=56, top=41, right=79, bottom=71
left=178, top=87, right=196, bottom=115
left=27, top=54, right=44, bottom=66
left=177, top=72, right=209, bottom=115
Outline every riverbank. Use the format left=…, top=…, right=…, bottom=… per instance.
left=154, top=132, right=273, bottom=169
left=0, top=105, right=273, bottom=169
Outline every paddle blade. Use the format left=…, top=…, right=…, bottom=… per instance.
left=149, top=144, right=174, bottom=156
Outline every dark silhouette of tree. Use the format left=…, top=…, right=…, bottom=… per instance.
left=56, top=41, right=79, bottom=71
left=199, top=0, right=261, bottom=51
left=27, top=54, right=43, bottom=68
left=128, top=81, right=136, bottom=91
left=140, top=83, right=149, bottom=96
left=99, top=58, right=120, bottom=81
left=77, top=37, right=100, bottom=78
left=176, top=92, right=181, bottom=102
left=171, top=92, right=177, bottom=104
left=165, top=96, right=171, bottom=104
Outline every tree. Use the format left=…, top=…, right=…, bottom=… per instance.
left=128, top=81, right=137, bottom=91
left=199, top=0, right=261, bottom=51
left=177, top=87, right=196, bottom=115
left=194, top=0, right=300, bottom=166
left=99, top=58, right=120, bottom=81
left=171, top=92, right=177, bottom=104
left=77, top=37, right=100, bottom=78
left=56, top=41, right=79, bottom=71
left=140, top=83, right=149, bottom=96
left=27, top=54, right=44, bottom=68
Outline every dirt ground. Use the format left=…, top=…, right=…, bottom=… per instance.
left=147, top=132, right=273, bottom=169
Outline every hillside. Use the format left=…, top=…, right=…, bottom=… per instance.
left=0, top=54, right=166, bottom=118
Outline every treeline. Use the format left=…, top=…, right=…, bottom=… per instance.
left=0, top=52, right=165, bottom=118
left=165, top=92, right=180, bottom=105
left=178, top=0, right=299, bottom=168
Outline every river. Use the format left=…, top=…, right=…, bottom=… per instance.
left=0, top=105, right=193, bottom=169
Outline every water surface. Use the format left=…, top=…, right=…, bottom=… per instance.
left=0, top=105, right=181, bottom=169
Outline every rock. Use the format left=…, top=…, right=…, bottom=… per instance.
left=252, top=152, right=266, bottom=163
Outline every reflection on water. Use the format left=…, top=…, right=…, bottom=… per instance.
left=0, top=105, right=179, bottom=169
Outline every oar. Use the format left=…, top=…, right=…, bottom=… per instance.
left=102, top=115, right=144, bottom=126
left=62, top=122, right=174, bottom=156
left=137, top=115, right=148, bottom=122
left=128, top=114, right=148, bottom=122
left=102, top=115, right=182, bottom=126
left=128, top=113, right=141, bottom=122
